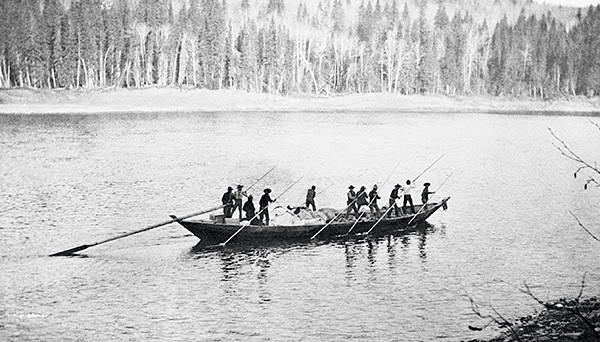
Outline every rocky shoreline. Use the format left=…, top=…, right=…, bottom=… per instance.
left=475, top=297, right=600, bottom=342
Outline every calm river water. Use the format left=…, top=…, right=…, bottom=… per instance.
left=1, top=111, right=599, bottom=341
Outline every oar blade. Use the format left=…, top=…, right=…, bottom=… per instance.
left=49, top=244, right=92, bottom=257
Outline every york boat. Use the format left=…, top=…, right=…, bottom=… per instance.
left=173, top=197, right=450, bottom=245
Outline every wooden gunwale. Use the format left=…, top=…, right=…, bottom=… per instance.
left=174, top=197, right=450, bottom=245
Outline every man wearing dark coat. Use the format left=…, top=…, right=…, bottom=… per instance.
left=368, top=184, right=381, bottom=218
left=305, top=185, right=317, bottom=210
left=388, top=184, right=401, bottom=218
left=221, top=186, right=234, bottom=218
left=356, top=186, right=369, bottom=212
left=421, top=182, right=435, bottom=204
left=243, top=195, right=259, bottom=225
left=259, top=188, right=275, bottom=225
left=345, top=185, right=359, bottom=219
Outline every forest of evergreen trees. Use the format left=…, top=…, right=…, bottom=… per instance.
left=0, top=0, right=599, bottom=98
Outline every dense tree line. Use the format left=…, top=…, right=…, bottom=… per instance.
left=0, top=0, right=599, bottom=97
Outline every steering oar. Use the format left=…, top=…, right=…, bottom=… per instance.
left=49, top=204, right=226, bottom=256
left=50, top=165, right=278, bottom=256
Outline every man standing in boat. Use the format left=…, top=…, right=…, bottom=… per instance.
left=221, top=186, right=234, bottom=218
left=369, top=184, right=381, bottom=218
left=232, top=184, right=247, bottom=220
left=402, top=180, right=415, bottom=214
left=346, top=185, right=359, bottom=219
left=421, top=182, right=435, bottom=204
left=259, top=188, right=275, bottom=225
left=356, top=186, right=369, bottom=213
left=306, top=185, right=317, bottom=210
left=388, top=184, right=401, bottom=218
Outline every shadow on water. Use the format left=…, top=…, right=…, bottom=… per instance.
left=340, top=223, right=438, bottom=279
left=187, top=221, right=438, bottom=257
left=186, top=222, right=440, bottom=286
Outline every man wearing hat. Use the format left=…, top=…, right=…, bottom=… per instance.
left=369, top=184, right=381, bottom=218
left=421, top=182, right=435, bottom=204
left=345, top=185, right=359, bottom=219
left=388, top=184, right=402, bottom=218
left=243, top=195, right=259, bottom=225
left=356, top=186, right=369, bottom=212
left=221, top=186, right=234, bottom=218
left=232, top=184, right=247, bottom=220
left=259, top=188, right=275, bottom=225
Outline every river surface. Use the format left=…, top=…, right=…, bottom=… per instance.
left=1, top=111, right=599, bottom=341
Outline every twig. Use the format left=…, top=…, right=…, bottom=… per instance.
left=589, top=119, right=600, bottom=132
left=577, top=272, right=588, bottom=301
left=549, top=127, right=600, bottom=187
left=521, top=277, right=600, bottom=341
left=568, top=210, right=600, bottom=243
left=468, top=297, right=522, bottom=341
left=519, top=281, right=548, bottom=307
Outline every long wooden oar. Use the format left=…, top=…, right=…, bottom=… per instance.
left=406, top=173, right=453, bottom=227
left=365, top=154, right=445, bottom=228
left=50, top=204, right=226, bottom=256
left=312, top=161, right=402, bottom=240
left=345, top=186, right=398, bottom=236
left=364, top=156, right=446, bottom=236
left=347, top=185, right=406, bottom=236
left=413, top=154, right=444, bottom=182
left=244, top=164, right=278, bottom=191
left=310, top=199, right=357, bottom=240
left=367, top=187, right=407, bottom=232
left=50, top=166, right=278, bottom=257
left=219, top=177, right=304, bottom=247
left=345, top=211, right=365, bottom=235
left=342, top=160, right=405, bottom=236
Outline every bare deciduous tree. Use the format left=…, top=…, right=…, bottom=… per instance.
left=549, top=121, right=600, bottom=242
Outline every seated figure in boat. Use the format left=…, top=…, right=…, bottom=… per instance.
left=242, top=195, right=260, bottom=225
left=271, top=205, right=328, bottom=226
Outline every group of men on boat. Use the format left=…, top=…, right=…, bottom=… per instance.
left=221, top=180, right=435, bottom=225
left=221, top=185, right=274, bottom=225
left=345, top=180, right=434, bottom=219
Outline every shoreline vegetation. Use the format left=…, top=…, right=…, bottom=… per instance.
left=477, top=297, right=600, bottom=342
left=1, top=87, right=600, bottom=115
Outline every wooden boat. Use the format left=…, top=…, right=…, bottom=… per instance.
left=172, top=197, right=450, bottom=245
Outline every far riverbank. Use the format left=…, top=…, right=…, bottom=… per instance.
left=1, top=87, right=600, bottom=115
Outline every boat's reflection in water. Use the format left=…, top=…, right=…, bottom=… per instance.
left=187, top=222, right=440, bottom=287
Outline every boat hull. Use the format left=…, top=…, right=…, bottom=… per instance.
left=175, top=197, right=449, bottom=245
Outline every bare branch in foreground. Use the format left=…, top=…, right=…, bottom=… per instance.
left=569, top=210, right=600, bottom=243
left=518, top=278, right=600, bottom=342
left=589, top=119, right=600, bottom=132
left=467, top=296, right=522, bottom=341
left=549, top=127, right=600, bottom=188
